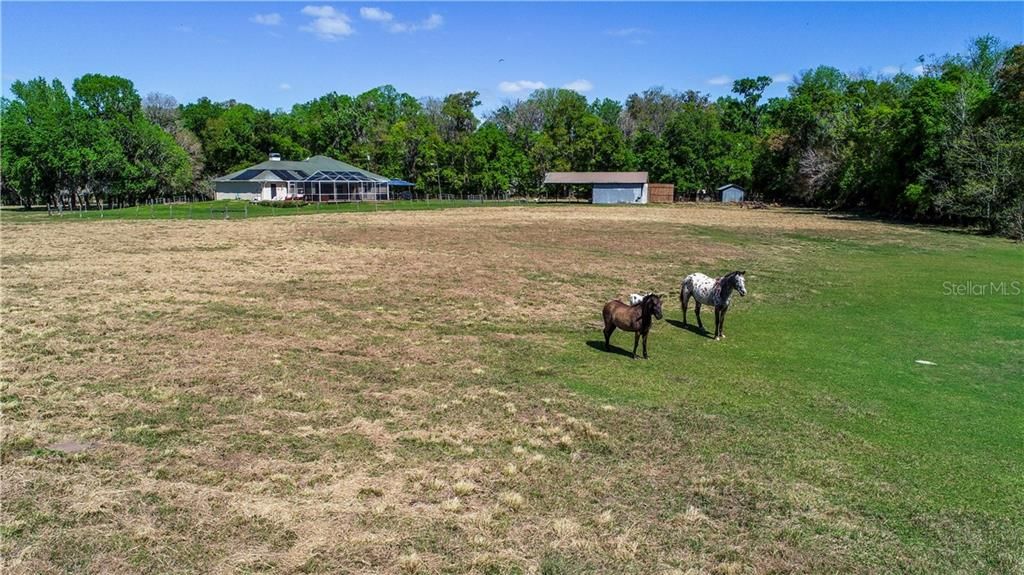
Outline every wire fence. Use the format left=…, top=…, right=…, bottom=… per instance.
left=33, top=193, right=525, bottom=222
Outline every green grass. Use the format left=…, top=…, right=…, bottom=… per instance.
left=0, top=199, right=533, bottom=223
left=536, top=230, right=1024, bottom=568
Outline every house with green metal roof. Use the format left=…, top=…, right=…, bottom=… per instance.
left=214, top=153, right=393, bottom=202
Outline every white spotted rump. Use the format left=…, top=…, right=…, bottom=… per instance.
left=629, top=293, right=650, bottom=305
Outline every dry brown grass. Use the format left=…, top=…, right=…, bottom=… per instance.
left=1, top=205, right=929, bottom=573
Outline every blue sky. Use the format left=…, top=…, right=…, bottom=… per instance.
left=3, top=2, right=1022, bottom=113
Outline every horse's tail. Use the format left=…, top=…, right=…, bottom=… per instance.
left=602, top=301, right=614, bottom=327
left=680, top=275, right=692, bottom=309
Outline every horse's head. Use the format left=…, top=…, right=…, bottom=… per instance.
left=643, top=293, right=664, bottom=320
left=733, top=271, right=747, bottom=296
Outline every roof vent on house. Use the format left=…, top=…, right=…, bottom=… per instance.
left=269, top=153, right=282, bottom=161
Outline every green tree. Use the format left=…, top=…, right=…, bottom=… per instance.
left=0, top=78, right=76, bottom=209
left=664, top=102, right=752, bottom=196
left=589, top=98, right=623, bottom=127
left=631, top=131, right=673, bottom=184
left=719, top=76, right=772, bottom=134
left=73, top=74, right=142, bottom=121
left=467, top=123, right=529, bottom=196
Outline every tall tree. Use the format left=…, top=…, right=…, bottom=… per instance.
left=143, top=92, right=181, bottom=132
left=0, top=78, right=77, bottom=209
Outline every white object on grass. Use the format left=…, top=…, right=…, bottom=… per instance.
left=915, top=360, right=937, bottom=366
left=629, top=293, right=649, bottom=305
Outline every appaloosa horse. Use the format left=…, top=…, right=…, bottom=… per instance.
left=602, top=293, right=664, bottom=359
left=628, top=292, right=651, bottom=305
left=680, top=271, right=747, bottom=340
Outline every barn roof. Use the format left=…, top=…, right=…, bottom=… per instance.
left=543, top=172, right=648, bottom=185
left=717, top=183, right=746, bottom=192
left=214, top=155, right=387, bottom=182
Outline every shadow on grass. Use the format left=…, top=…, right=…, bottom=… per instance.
left=585, top=340, right=637, bottom=358
left=666, top=318, right=713, bottom=338
left=820, top=209, right=995, bottom=237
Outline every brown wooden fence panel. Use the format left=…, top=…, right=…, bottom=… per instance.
left=648, top=183, right=674, bottom=204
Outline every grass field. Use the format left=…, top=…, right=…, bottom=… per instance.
left=0, top=199, right=525, bottom=224
left=2, top=204, right=1021, bottom=574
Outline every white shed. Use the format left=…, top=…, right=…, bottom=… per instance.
left=718, top=184, right=746, bottom=203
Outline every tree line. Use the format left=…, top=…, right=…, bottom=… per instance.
left=2, top=36, right=1021, bottom=237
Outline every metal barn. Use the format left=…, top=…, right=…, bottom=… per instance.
left=543, top=172, right=649, bottom=204
left=718, top=184, right=746, bottom=203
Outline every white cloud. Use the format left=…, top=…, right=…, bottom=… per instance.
left=251, top=13, right=282, bottom=26
left=499, top=80, right=546, bottom=93
left=707, top=75, right=732, bottom=86
left=386, top=13, right=443, bottom=33
left=301, top=5, right=355, bottom=40
left=301, top=5, right=335, bottom=18
left=359, top=7, right=393, bottom=22
left=562, top=79, right=594, bottom=93
left=772, top=73, right=793, bottom=83
left=880, top=65, right=901, bottom=76
left=912, top=64, right=926, bottom=75
left=421, top=14, right=443, bottom=30
left=279, top=83, right=292, bottom=91
left=607, top=27, right=651, bottom=37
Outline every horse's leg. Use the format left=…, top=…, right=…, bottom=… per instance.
left=695, top=302, right=704, bottom=331
left=603, top=323, right=615, bottom=351
left=642, top=331, right=649, bottom=359
left=714, top=308, right=722, bottom=340
left=680, top=288, right=689, bottom=326
left=719, top=308, right=727, bottom=339
left=632, top=332, right=640, bottom=359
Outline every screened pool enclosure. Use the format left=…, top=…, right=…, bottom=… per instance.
left=295, top=170, right=391, bottom=202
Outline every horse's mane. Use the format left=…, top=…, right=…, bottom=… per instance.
left=714, top=271, right=741, bottom=298
left=639, top=293, right=659, bottom=329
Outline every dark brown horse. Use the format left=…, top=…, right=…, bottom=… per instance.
left=602, top=294, right=664, bottom=359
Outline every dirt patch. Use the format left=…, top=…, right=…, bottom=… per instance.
left=44, top=440, right=96, bottom=454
